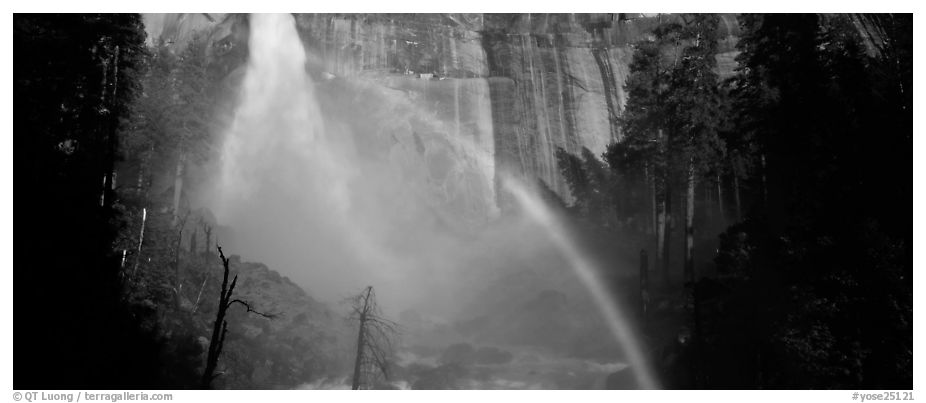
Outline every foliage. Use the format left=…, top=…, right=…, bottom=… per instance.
left=14, top=13, right=163, bottom=388
left=555, top=13, right=911, bottom=389
left=698, top=14, right=912, bottom=388
left=554, top=147, right=616, bottom=225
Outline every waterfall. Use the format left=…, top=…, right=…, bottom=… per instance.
left=211, top=14, right=657, bottom=388
left=217, top=13, right=350, bottom=213
left=211, top=13, right=500, bottom=310
left=213, top=13, right=366, bottom=297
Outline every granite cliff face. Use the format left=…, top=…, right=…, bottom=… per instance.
left=144, top=13, right=740, bottom=220
left=290, top=14, right=740, bottom=209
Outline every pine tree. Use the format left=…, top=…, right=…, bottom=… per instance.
left=662, top=14, right=726, bottom=284
left=616, top=31, right=674, bottom=284
left=614, top=15, right=727, bottom=285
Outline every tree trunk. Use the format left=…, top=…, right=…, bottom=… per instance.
left=189, top=229, right=198, bottom=257
left=103, top=46, right=120, bottom=210
left=202, top=223, right=213, bottom=261
left=351, top=316, right=366, bottom=390
left=99, top=174, right=107, bottom=207
left=651, top=170, right=658, bottom=237
left=172, top=153, right=186, bottom=226
left=201, top=247, right=274, bottom=388
left=692, top=277, right=702, bottom=387
left=663, top=181, right=672, bottom=286
left=655, top=130, right=670, bottom=286
left=716, top=172, right=724, bottom=223
left=132, top=207, right=147, bottom=275
left=732, top=158, right=742, bottom=221
left=646, top=162, right=656, bottom=235
left=111, top=46, right=120, bottom=100
left=191, top=275, right=208, bottom=314
left=202, top=247, right=237, bottom=389
left=98, top=47, right=110, bottom=208
left=705, top=176, right=713, bottom=223
left=173, top=215, right=188, bottom=310
left=684, top=161, right=696, bottom=284
left=639, top=249, right=649, bottom=320
left=656, top=200, right=666, bottom=286
left=352, top=286, right=373, bottom=390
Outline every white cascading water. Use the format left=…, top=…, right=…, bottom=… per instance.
left=213, top=13, right=657, bottom=389
left=213, top=13, right=382, bottom=298
left=219, top=14, right=349, bottom=209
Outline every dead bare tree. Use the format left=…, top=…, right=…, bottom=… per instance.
left=190, top=275, right=208, bottom=314
left=171, top=210, right=190, bottom=309
left=348, top=286, right=398, bottom=390
left=201, top=245, right=275, bottom=389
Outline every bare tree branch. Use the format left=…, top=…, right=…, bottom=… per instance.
left=201, top=245, right=276, bottom=388
left=349, top=286, right=400, bottom=390
left=227, top=299, right=276, bottom=319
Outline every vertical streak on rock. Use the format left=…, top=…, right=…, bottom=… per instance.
left=378, top=23, right=387, bottom=70
left=549, top=35, right=570, bottom=200
left=556, top=37, right=579, bottom=157
left=529, top=34, right=553, bottom=192
left=323, top=16, right=331, bottom=72
left=545, top=41, right=561, bottom=189
left=549, top=36, right=578, bottom=201
left=551, top=39, right=568, bottom=149
left=481, top=30, right=518, bottom=212
left=592, top=46, right=622, bottom=142
left=517, top=34, right=535, bottom=180
left=448, top=27, right=459, bottom=74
